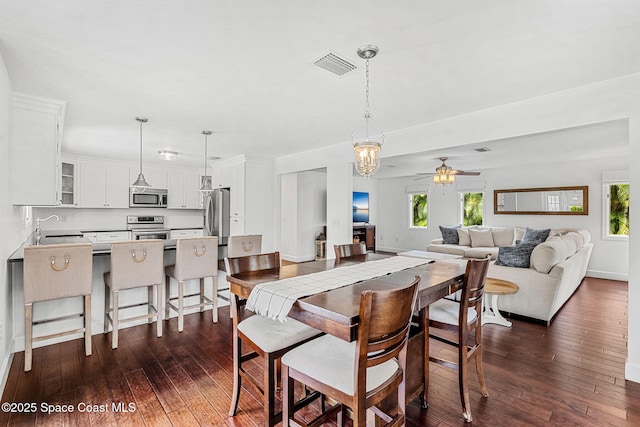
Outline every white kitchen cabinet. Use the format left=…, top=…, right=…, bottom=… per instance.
left=229, top=162, right=245, bottom=218
left=167, top=169, right=201, bottom=209
left=78, top=161, right=130, bottom=208
left=59, top=156, right=77, bottom=206
left=170, top=229, right=204, bottom=239
left=10, top=94, right=66, bottom=206
left=230, top=217, right=245, bottom=235
left=83, top=231, right=131, bottom=243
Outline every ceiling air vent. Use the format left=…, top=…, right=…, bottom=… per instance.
left=474, top=147, right=491, bottom=153
left=313, top=51, right=357, bottom=76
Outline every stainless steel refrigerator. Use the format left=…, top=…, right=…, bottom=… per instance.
left=204, top=188, right=230, bottom=250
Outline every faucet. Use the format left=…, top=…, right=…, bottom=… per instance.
left=35, top=215, right=60, bottom=245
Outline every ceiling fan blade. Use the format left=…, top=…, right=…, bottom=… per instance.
left=414, top=175, right=430, bottom=181
left=450, top=170, right=481, bottom=176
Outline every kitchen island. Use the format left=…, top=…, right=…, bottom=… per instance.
left=7, top=235, right=218, bottom=355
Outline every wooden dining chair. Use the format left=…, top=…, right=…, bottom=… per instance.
left=428, top=256, right=491, bottom=423
left=281, top=276, right=421, bottom=427
left=225, top=251, right=323, bottom=426
left=334, top=241, right=367, bottom=260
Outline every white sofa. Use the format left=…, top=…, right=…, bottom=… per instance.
left=427, top=226, right=593, bottom=324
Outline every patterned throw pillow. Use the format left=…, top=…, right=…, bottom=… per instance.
left=439, top=225, right=460, bottom=244
left=494, top=243, right=539, bottom=268
left=521, top=228, right=551, bottom=245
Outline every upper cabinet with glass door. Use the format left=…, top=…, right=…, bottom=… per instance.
left=59, top=158, right=77, bottom=206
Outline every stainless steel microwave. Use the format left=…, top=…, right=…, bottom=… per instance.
left=129, top=188, right=168, bottom=208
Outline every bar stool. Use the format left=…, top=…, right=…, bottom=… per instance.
left=104, top=240, right=164, bottom=349
left=165, top=236, right=219, bottom=332
left=23, top=243, right=93, bottom=372
left=227, top=234, right=262, bottom=257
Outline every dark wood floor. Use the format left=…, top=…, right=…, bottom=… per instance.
left=1, top=276, right=639, bottom=426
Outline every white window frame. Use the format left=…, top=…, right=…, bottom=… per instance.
left=458, top=191, right=484, bottom=226
left=408, top=192, right=429, bottom=230
left=603, top=181, right=629, bottom=241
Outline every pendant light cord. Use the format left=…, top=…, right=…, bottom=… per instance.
left=139, top=119, right=143, bottom=174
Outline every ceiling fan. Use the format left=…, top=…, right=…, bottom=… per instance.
left=415, top=157, right=481, bottom=183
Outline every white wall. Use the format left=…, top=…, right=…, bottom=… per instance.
left=0, top=52, right=31, bottom=389
left=376, top=157, right=629, bottom=279
left=279, top=170, right=327, bottom=262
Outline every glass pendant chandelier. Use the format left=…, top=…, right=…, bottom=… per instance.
left=131, top=117, right=151, bottom=189
left=199, top=130, right=214, bottom=195
left=433, top=158, right=455, bottom=185
left=351, top=45, right=384, bottom=178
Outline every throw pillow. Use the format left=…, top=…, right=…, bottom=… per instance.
left=439, top=225, right=460, bottom=244
left=513, top=227, right=526, bottom=244
left=492, top=227, right=515, bottom=247
left=494, top=243, right=538, bottom=268
left=457, top=228, right=471, bottom=246
left=469, top=228, right=495, bottom=248
left=521, top=227, right=551, bottom=245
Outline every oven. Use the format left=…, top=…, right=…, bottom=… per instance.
left=129, top=188, right=168, bottom=208
left=126, top=215, right=171, bottom=240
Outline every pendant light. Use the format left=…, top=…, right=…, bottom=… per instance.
left=351, top=45, right=384, bottom=178
left=199, top=130, right=214, bottom=195
left=131, top=117, right=151, bottom=189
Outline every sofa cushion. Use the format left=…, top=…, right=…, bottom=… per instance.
left=492, top=227, right=515, bottom=247
left=439, top=225, right=460, bottom=244
left=469, top=228, right=495, bottom=247
left=559, top=235, right=577, bottom=256
left=494, top=243, right=538, bottom=268
left=464, top=247, right=499, bottom=260
left=530, top=238, right=568, bottom=273
left=565, top=231, right=584, bottom=250
left=457, top=228, right=471, bottom=246
left=521, top=228, right=551, bottom=245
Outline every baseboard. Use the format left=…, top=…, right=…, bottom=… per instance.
left=586, top=269, right=628, bottom=282
left=375, top=245, right=404, bottom=254
left=281, top=254, right=316, bottom=263
left=0, top=349, right=14, bottom=396
left=626, top=360, right=640, bottom=384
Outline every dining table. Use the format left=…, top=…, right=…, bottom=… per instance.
left=226, top=252, right=466, bottom=410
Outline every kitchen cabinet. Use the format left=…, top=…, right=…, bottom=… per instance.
left=167, top=169, right=201, bottom=209
left=78, top=161, right=130, bottom=208
left=10, top=93, right=66, bottom=206
left=229, top=162, right=245, bottom=218
left=59, top=157, right=77, bottom=206
left=83, top=231, right=131, bottom=243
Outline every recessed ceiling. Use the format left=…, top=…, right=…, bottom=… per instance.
left=1, top=1, right=639, bottom=168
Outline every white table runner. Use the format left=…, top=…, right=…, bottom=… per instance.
left=245, top=256, right=430, bottom=322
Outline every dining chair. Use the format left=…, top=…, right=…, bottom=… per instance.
left=226, top=251, right=323, bottom=426
left=104, top=240, right=164, bottom=349
left=281, top=275, right=421, bottom=427
left=428, top=256, right=491, bottom=423
left=22, top=243, right=93, bottom=372
left=333, top=241, right=367, bottom=260
left=165, top=236, right=219, bottom=332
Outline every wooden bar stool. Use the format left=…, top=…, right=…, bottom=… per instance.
left=227, top=234, right=262, bottom=257
left=165, top=236, right=219, bottom=332
left=104, top=240, right=164, bottom=349
left=23, top=243, right=93, bottom=372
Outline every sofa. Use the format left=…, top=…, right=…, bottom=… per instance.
left=427, top=226, right=593, bottom=324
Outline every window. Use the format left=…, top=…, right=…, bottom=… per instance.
left=409, top=193, right=428, bottom=228
left=459, top=192, right=483, bottom=226
left=546, top=195, right=560, bottom=212
left=605, top=183, right=629, bottom=238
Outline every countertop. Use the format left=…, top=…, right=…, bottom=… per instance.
left=9, top=237, right=179, bottom=262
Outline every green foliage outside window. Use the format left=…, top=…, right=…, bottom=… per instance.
left=609, top=183, right=630, bottom=236
left=463, top=193, right=483, bottom=226
left=411, top=194, right=428, bottom=227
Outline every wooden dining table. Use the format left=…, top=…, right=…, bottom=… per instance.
left=226, top=253, right=466, bottom=408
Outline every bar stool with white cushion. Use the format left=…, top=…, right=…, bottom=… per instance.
left=104, top=240, right=164, bottom=349
left=164, top=236, right=219, bottom=332
left=23, top=243, right=93, bottom=372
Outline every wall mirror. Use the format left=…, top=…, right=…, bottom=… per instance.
left=494, top=186, right=588, bottom=215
